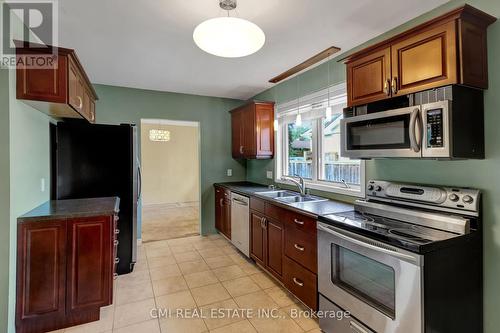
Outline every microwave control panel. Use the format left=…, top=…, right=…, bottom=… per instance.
left=426, top=108, right=444, bottom=148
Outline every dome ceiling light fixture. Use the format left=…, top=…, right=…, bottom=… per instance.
left=193, top=0, right=265, bottom=58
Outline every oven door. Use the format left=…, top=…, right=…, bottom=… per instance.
left=317, top=222, right=423, bottom=333
left=340, top=106, right=423, bottom=158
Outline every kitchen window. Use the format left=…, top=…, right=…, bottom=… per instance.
left=275, top=83, right=365, bottom=197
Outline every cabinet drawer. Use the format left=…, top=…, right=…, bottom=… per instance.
left=250, top=197, right=265, bottom=213
left=285, top=226, right=317, bottom=273
left=286, top=211, right=317, bottom=235
left=283, top=256, right=317, bottom=310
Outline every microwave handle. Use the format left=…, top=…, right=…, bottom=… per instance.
left=409, top=108, right=422, bottom=152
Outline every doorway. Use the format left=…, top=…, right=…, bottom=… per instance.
left=140, top=119, right=200, bottom=242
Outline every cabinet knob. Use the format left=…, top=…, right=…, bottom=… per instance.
left=115, top=229, right=120, bottom=234
left=293, top=277, right=304, bottom=287
left=383, top=79, right=390, bottom=96
left=114, top=257, right=120, bottom=264
left=239, top=146, right=244, bottom=154
left=113, top=273, right=118, bottom=280
left=114, top=240, right=119, bottom=246
left=76, top=95, right=83, bottom=109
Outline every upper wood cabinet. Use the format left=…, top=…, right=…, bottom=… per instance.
left=347, top=47, right=392, bottom=106
left=230, top=101, right=275, bottom=159
left=345, top=5, right=496, bottom=107
left=16, top=42, right=98, bottom=123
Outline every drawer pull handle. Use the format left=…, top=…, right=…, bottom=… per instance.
left=293, top=277, right=304, bottom=287
left=114, top=240, right=119, bottom=246
left=114, top=257, right=120, bottom=264
left=115, top=229, right=120, bottom=234
left=294, top=219, right=304, bottom=225
left=294, top=244, right=305, bottom=251
left=113, top=273, right=118, bottom=280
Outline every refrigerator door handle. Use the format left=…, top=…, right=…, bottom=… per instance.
left=137, top=161, right=142, bottom=202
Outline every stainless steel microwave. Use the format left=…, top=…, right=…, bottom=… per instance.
left=340, top=100, right=484, bottom=159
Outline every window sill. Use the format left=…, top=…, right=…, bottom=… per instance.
left=274, top=179, right=366, bottom=198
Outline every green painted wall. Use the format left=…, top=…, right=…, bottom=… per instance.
left=93, top=84, right=245, bottom=236
left=247, top=1, right=500, bottom=332
left=7, top=69, right=51, bottom=333
left=0, top=69, right=11, bottom=333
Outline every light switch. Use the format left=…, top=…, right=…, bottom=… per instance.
left=227, top=169, right=233, bottom=177
left=40, top=178, right=45, bottom=192
left=266, top=171, right=273, bottom=179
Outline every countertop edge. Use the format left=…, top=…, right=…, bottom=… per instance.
left=214, top=182, right=354, bottom=218
left=18, top=197, right=121, bottom=223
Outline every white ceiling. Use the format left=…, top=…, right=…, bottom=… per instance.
left=58, top=0, right=448, bottom=100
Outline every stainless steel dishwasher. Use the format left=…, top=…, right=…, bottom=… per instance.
left=230, top=192, right=250, bottom=257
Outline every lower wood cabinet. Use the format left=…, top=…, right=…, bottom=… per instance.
left=214, top=185, right=231, bottom=239
left=250, top=211, right=266, bottom=265
left=283, top=256, right=318, bottom=310
left=16, top=214, right=117, bottom=333
left=248, top=197, right=317, bottom=309
left=266, top=218, right=284, bottom=278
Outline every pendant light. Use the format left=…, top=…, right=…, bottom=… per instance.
left=325, top=54, right=333, bottom=121
left=273, top=86, right=278, bottom=131
left=193, top=0, right=265, bottom=58
left=295, top=76, right=302, bottom=126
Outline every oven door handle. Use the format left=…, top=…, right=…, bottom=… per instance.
left=317, top=224, right=420, bottom=264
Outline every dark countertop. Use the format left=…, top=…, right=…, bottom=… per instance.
left=214, top=182, right=353, bottom=218
left=18, top=197, right=120, bottom=223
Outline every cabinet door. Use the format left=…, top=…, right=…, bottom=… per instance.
left=242, top=104, right=256, bottom=158
left=255, top=103, right=274, bottom=158
left=266, top=218, right=283, bottom=278
left=68, top=57, right=85, bottom=114
left=347, top=47, right=391, bottom=107
left=391, top=20, right=457, bottom=96
left=67, top=216, right=113, bottom=314
left=16, top=52, right=67, bottom=103
left=250, top=212, right=265, bottom=265
left=231, top=110, right=244, bottom=158
left=215, top=187, right=224, bottom=232
left=16, top=220, right=66, bottom=325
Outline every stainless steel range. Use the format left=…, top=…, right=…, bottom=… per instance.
left=317, top=180, right=482, bottom=333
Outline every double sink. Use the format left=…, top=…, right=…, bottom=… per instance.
left=257, top=190, right=328, bottom=206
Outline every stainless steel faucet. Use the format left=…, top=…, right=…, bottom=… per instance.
left=281, top=175, right=307, bottom=196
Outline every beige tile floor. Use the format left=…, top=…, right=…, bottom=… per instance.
left=54, top=234, right=320, bottom=333
left=142, top=202, right=200, bottom=242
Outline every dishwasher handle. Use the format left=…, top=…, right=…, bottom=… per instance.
left=232, top=198, right=248, bottom=206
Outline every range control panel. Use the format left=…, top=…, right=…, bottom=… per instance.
left=426, top=108, right=444, bottom=147
left=366, top=180, right=480, bottom=213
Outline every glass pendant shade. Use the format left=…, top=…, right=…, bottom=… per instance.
left=295, top=113, right=302, bottom=126
left=193, top=17, right=265, bottom=58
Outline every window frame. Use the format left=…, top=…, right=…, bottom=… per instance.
left=274, top=83, right=366, bottom=198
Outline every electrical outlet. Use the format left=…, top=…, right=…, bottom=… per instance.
left=40, top=178, right=45, bottom=192
left=266, top=171, right=273, bottom=179
left=227, top=169, right=233, bottom=177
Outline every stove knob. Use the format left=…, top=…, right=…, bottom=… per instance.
left=449, top=193, right=459, bottom=202
left=367, top=185, right=374, bottom=191
left=463, top=195, right=474, bottom=204
left=375, top=185, right=382, bottom=192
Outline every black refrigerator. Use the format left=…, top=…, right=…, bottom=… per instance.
left=51, top=121, right=140, bottom=275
